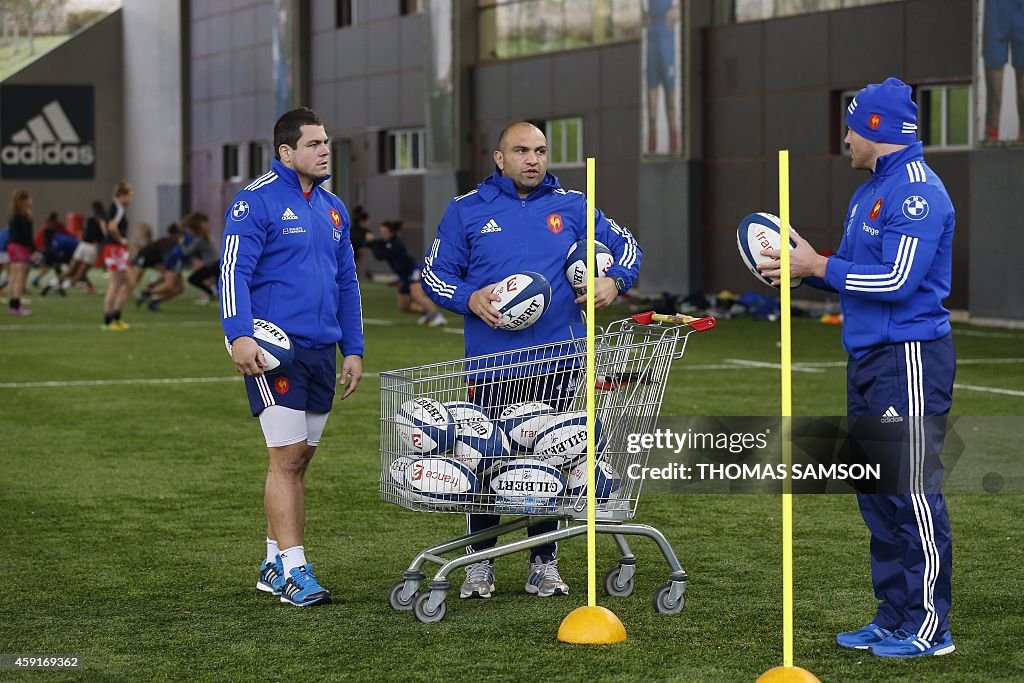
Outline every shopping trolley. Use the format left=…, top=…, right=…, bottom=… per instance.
left=379, top=312, right=715, bottom=622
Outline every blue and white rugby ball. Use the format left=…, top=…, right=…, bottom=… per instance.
left=498, top=401, right=556, bottom=452
left=566, top=460, right=623, bottom=501
left=405, top=457, right=478, bottom=504
left=224, top=318, right=294, bottom=373
left=533, top=412, right=603, bottom=469
left=490, top=271, right=551, bottom=331
left=453, top=418, right=512, bottom=473
left=736, top=212, right=803, bottom=288
left=395, top=397, right=456, bottom=455
left=489, top=458, right=567, bottom=513
left=443, top=400, right=492, bottom=426
left=564, top=239, right=615, bottom=296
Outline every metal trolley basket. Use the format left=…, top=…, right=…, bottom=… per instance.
left=379, top=313, right=714, bottom=622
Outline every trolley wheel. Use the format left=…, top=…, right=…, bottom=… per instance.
left=652, top=582, right=686, bottom=614
left=413, top=591, right=448, bottom=623
left=603, top=566, right=635, bottom=597
left=388, top=580, right=417, bottom=611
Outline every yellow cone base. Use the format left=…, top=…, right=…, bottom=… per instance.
left=756, top=666, right=820, bottom=683
left=557, top=606, right=627, bottom=644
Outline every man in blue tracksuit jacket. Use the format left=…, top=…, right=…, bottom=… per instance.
left=761, top=78, right=956, bottom=658
left=221, top=107, right=364, bottom=608
left=422, top=121, right=642, bottom=600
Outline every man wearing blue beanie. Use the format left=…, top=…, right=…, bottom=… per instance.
left=759, top=77, right=957, bottom=658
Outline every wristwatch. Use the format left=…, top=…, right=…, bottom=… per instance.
left=613, top=277, right=626, bottom=294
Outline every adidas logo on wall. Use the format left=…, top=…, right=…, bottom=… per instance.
left=1, top=85, right=95, bottom=179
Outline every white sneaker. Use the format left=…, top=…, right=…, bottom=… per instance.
left=427, top=312, right=446, bottom=327
left=416, top=313, right=430, bottom=325
left=525, top=558, right=568, bottom=597
left=460, top=561, right=495, bottom=599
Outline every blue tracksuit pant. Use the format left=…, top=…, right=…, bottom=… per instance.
left=847, top=335, right=955, bottom=641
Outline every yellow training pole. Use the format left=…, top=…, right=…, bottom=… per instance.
left=757, top=151, right=818, bottom=682
left=557, top=157, right=625, bottom=644
left=779, top=150, right=794, bottom=669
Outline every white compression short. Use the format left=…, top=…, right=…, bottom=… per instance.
left=258, top=405, right=330, bottom=447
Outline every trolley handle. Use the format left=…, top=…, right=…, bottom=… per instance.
left=631, top=311, right=716, bottom=332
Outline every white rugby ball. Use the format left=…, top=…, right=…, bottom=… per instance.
left=490, top=271, right=551, bottom=331
left=564, top=239, right=614, bottom=296
left=566, top=460, right=623, bottom=501
left=386, top=455, right=417, bottom=500
left=489, top=458, right=567, bottom=513
left=453, top=419, right=512, bottom=473
left=533, top=412, right=603, bottom=469
left=224, top=318, right=294, bottom=373
left=405, top=457, right=478, bottom=504
left=498, top=401, right=556, bottom=452
left=443, top=400, right=491, bottom=426
left=395, top=397, right=456, bottom=455
left=736, top=212, right=803, bottom=288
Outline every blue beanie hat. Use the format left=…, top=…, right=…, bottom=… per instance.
left=846, top=77, right=918, bottom=144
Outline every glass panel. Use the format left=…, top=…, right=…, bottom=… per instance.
left=947, top=85, right=969, bottom=146
left=566, top=117, right=579, bottom=162
left=929, top=89, right=943, bottom=146
left=549, top=119, right=564, bottom=164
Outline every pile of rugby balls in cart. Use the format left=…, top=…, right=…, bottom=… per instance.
left=390, top=240, right=624, bottom=513
left=228, top=241, right=629, bottom=512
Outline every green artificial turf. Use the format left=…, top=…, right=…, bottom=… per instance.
left=1, top=276, right=1022, bottom=681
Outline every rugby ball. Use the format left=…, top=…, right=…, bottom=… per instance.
left=498, top=401, right=557, bottom=452
left=489, top=458, right=567, bottom=513
left=453, top=418, right=512, bottom=473
left=395, top=397, right=456, bottom=455
left=224, top=318, right=294, bottom=373
left=564, top=239, right=614, bottom=296
left=737, top=212, right=802, bottom=288
left=490, top=271, right=551, bottom=331
left=533, top=412, right=603, bottom=469
left=566, top=460, right=623, bottom=501
left=405, top=457, right=478, bottom=504
left=443, top=400, right=492, bottom=426
left=386, top=455, right=417, bottom=498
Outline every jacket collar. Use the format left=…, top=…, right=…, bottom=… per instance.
left=271, top=158, right=331, bottom=193
left=476, top=169, right=560, bottom=202
left=872, top=141, right=924, bottom=178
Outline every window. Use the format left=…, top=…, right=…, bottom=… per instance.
left=478, top=0, right=642, bottom=61
left=384, top=129, right=425, bottom=174
left=545, top=117, right=583, bottom=167
left=838, top=90, right=858, bottom=155
left=223, top=144, right=241, bottom=182
left=918, top=84, right=970, bottom=149
left=248, top=141, right=272, bottom=178
left=336, top=0, right=355, bottom=28
left=400, top=0, right=422, bottom=15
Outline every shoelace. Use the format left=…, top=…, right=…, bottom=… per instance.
left=290, top=565, right=318, bottom=588
left=532, top=560, right=562, bottom=582
left=465, top=562, right=492, bottom=584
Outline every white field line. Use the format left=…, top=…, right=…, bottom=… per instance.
left=0, top=372, right=380, bottom=389
left=724, top=359, right=825, bottom=374
left=952, top=383, right=1024, bottom=397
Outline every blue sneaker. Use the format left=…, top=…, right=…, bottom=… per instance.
left=256, top=555, right=285, bottom=595
left=279, top=564, right=332, bottom=607
left=836, top=623, right=892, bottom=650
left=870, top=629, right=955, bottom=658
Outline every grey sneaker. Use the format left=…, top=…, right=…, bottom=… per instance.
left=460, top=560, right=495, bottom=599
left=416, top=313, right=430, bottom=325
left=525, top=558, right=569, bottom=597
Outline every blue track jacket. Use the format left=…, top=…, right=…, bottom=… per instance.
left=807, top=143, right=954, bottom=358
left=220, top=159, right=364, bottom=356
left=422, top=171, right=642, bottom=359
